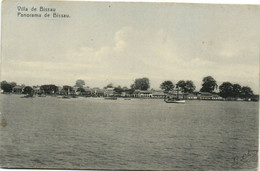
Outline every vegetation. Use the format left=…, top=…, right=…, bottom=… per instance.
left=219, top=82, right=254, bottom=99
left=232, top=84, right=242, bottom=98
left=104, top=83, right=113, bottom=89
left=200, top=76, right=218, bottom=93
left=160, top=81, right=174, bottom=93
left=219, top=82, right=233, bottom=98
left=132, top=77, right=150, bottom=90
left=77, top=87, right=86, bottom=93
left=240, top=86, right=254, bottom=99
left=0, top=78, right=257, bottom=101
left=1, top=81, right=16, bottom=93
left=176, top=80, right=195, bottom=93
left=23, top=86, right=33, bottom=94
left=114, top=86, right=124, bottom=94
left=40, top=84, right=58, bottom=94
left=75, top=80, right=85, bottom=88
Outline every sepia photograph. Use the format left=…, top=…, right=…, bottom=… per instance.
left=0, top=0, right=259, bottom=170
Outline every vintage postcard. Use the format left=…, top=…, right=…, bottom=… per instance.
left=0, top=0, right=259, bottom=170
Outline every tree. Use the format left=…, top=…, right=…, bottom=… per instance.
left=232, top=84, right=242, bottom=98
left=122, top=86, right=129, bottom=91
left=77, top=87, right=86, bottom=93
left=130, top=84, right=135, bottom=89
left=176, top=80, right=195, bottom=93
left=240, top=86, right=254, bottom=99
left=176, top=80, right=186, bottom=90
left=104, top=83, right=113, bottom=89
left=1, top=80, right=8, bottom=86
left=219, top=82, right=233, bottom=98
left=160, top=80, right=174, bottom=92
left=133, top=77, right=150, bottom=90
left=10, top=82, right=17, bottom=88
left=185, top=80, right=196, bottom=93
left=23, top=86, right=33, bottom=94
left=1, top=81, right=12, bottom=93
left=114, top=86, right=123, bottom=94
left=40, top=84, right=58, bottom=94
left=200, top=76, right=218, bottom=93
left=75, top=80, right=85, bottom=88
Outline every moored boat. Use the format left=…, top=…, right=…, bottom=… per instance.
left=38, top=94, right=46, bottom=97
left=104, top=97, right=117, bottom=100
left=165, top=99, right=185, bottom=104
left=21, top=94, right=35, bottom=98
left=62, top=95, right=70, bottom=99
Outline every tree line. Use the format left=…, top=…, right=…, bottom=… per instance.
left=0, top=76, right=256, bottom=99
left=160, top=76, right=255, bottom=99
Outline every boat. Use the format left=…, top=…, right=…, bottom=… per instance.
left=104, top=97, right=117, bottom=100
left=164, top=87, right=185, bottom=104
left=38, top=94, right=46, bottom=97
left=62, top=95, right=70, bottom=99
left=21, top=94, right=35, bottom=98
left=165, top=98, right=185, bottom=103
left=71, top=94, right=78, bottom=98
left=124, top=98, right=131, bottom=100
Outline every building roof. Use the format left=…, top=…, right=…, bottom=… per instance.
left=140, top=90, right=153, bottom=94
left=152, top=90, right=165, bottom=96
left=96, top=89, right=105, bottom=93
left=13, top=85, right=23, bottom=89
left=83, top=88, right=92, bottom=91
left=199, top=92, right=213, bottom=96
left=106, top=88, right=114, bottom=91
left=187, top=93, right=197, bottom=97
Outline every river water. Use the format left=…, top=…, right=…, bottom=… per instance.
left=0, top=95, right=258, bottom=170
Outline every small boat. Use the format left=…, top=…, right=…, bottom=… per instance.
left=38, top=94, right=46, bottom=97
left=104, top=97, right=117, bottom=100
left=165, top=99, right=185, bottom=103
left=124, top=98, right=131, bottom=100
left=21, top=94, right=35, bottom=98
left=164, top=87, right=185, bottom=104
left=71, top=94, right=78, bottom=98
left=62, top=95, right=70, bottom=99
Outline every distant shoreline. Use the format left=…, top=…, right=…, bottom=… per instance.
left=1, top=93, right=258, bottom=102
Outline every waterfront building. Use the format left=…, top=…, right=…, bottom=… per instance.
left=32, top=86, right=41, bottom=94
left=57, top=86, right=63, bottom=94
left=212, top=94, right=223, bottom=100
left=133, top=90, right=153, bottom=98
left=187, top=93, right=198, bottom=100
left=168, top=88, right=186, bottom=99
left=197, top=92, right=223, bottom=100
left=83, top=87, right=93, bottom=97
left=151, top=90, right=165, bottom=99
left=96, top=89, right=105, bottom=97
left=197, top=92, right=213, bottom=100
left=104, top=88, right=114, bottom=97
left=12, top=85, right=23, bottom=94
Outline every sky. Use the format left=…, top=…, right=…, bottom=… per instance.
left=1, top=1, right=260, bottom=92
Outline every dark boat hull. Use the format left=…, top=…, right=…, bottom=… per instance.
left=165, top=99, right=185, bottom=103
left=104, top=97, right=117, bottom=100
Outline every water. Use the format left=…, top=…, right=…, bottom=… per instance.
left=0, top=95, right=258, bottom=170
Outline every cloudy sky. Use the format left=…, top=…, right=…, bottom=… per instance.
left=1, top=1, right=259, bottom=92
